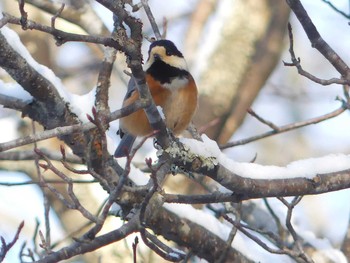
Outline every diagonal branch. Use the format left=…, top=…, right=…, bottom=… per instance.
left=0, top=101, right=144, bottom=152
left=283, top=23, right=348, bottom=85
left=286, top=0, right=350, bottom=80
left=34, top=217, right=140, bottom=263
left=0, top=221, right=24, bottom=262
left=221, top=104, right=346, bottom=148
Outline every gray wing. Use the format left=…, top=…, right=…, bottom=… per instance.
left=114, top=77, right=137, bottom=158
left=124, top=76, right=136, bottom=100
left=114, top=134, right=136, bottom=158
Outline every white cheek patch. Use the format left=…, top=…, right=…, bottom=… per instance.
left=165, top=56, right=188, bottom=71
left=163, top=77, right=189, bottom=90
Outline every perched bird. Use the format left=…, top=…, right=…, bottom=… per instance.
left=114, top=39, right=198, bottom=157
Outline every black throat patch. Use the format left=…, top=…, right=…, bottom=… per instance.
left=146, top=60, right=189, bottom=85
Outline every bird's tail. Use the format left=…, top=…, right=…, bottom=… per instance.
left=114, top=134, right=136, bottom=158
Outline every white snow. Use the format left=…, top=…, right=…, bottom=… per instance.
left=0, top=26, right=101, bottom=123
left=181, top=135, right=350, bottom=179
left=0, top=80, right=32, bottom=101
left=69, top=87, right=96, bottom=123
left=0, top=27, right=70, bottom=101
left=116, top=157, right=151, bottom=185
left=0, top=117, right=20, bottom=142
left=163, top=203, right=293, bottom=262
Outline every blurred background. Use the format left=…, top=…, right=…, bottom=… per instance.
left=1, top=0, right=350, bottom=262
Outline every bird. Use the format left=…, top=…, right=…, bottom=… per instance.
left=114, top=39, right=198, bottom=158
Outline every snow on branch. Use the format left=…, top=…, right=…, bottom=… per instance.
left=166, top=135, right=350, bottom=200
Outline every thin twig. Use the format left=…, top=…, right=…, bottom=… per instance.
left=51, top=4, right=65, bottom=28
left=283, top=23, right=348, bottom=85
left=0, top=100, right=144, bottom=152
left=221, top=105, right=346, bottom=149
left=163, top=192, right=238, bottom=204
left=36, top=149, right=98, bottom=223
left=287, top=0, right=350, bottom=79
left=218, top=203, right=241, bottom=263
left=141, top=0, right=161, bottom=39
left=223, top=215, right=310, bottom=261
left=321, top=0, right=350, bottom=19
left=223, top=215, right=286, bottom=255
left=0, top=179, right=97, bottom=187
left=132, top=236, right=138, bottom=263
left=278, top=197, right=313, bottom=263
left=0, top=221, right=24, bottom=262
left=263, top=198, right=286, bottom=241
left=2, top=12, right=123, bottom=48
left=247, top=108, right=280, bottom=131
left=139, top=158, right=159, bottom=226
left=0, top=149, right=82, bottom=163
left=32, top=121, right=52, bottom=254
left=32, top=218, right=40, bottom=258
left=140, top=228, right=184, bottom=262
left=18, top=0, right=28, bottom=29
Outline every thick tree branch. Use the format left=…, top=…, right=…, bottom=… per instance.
left=166, top=144, right=350, bottom=200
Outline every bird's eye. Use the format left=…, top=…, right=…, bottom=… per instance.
left=166, top=50, right=172, bottom=56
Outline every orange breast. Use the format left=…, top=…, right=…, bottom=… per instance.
left=120, top=74, right=197, bottom=137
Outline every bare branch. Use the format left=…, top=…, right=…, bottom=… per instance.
left=284, top=23, right=348, bottom=85
left=51, top=3, right=65, bottom=29
left=32, top=123, right=52, bottom=256
left=218, top=203, right=241, bottom=263
left=0, top=149, right=82, bottom=163
left=132, top=236, right=138, bottom=263
left=321, top=0, right=350, bottom=19
left=221, top=105, right=346, bottom=149
left=0, top=179, right=96, bottom=187
left=18, top=0, right=28, bottom=29
left=163, top=192, right=237, bottom=204
left=36, top=149, right=98, bottom=223
left=1, top=13, right=123, bottom=49
left=278, top=197, right=313, bottom=263
left=0, top=221, right=24, bottom=262
left=34, top=217, right=139, bottom=263
left=25, top=0, right=110, bottom=36
left=140, top=228, right=185, bottom=262
left=0, top=101, right=143, bottom=152
left=141, top=0, right=162, bottom=39
left=286, top=0, right=350, bottom=80
left=247, top=108, right=280, bottom=131
left=167, top=140, right=350, bottom=199
left=223, top=215, right=297, bottom=257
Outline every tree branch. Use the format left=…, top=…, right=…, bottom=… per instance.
left=286, top=0, right=350, bottom=80
left=221, top=105, right=346, bottom=148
